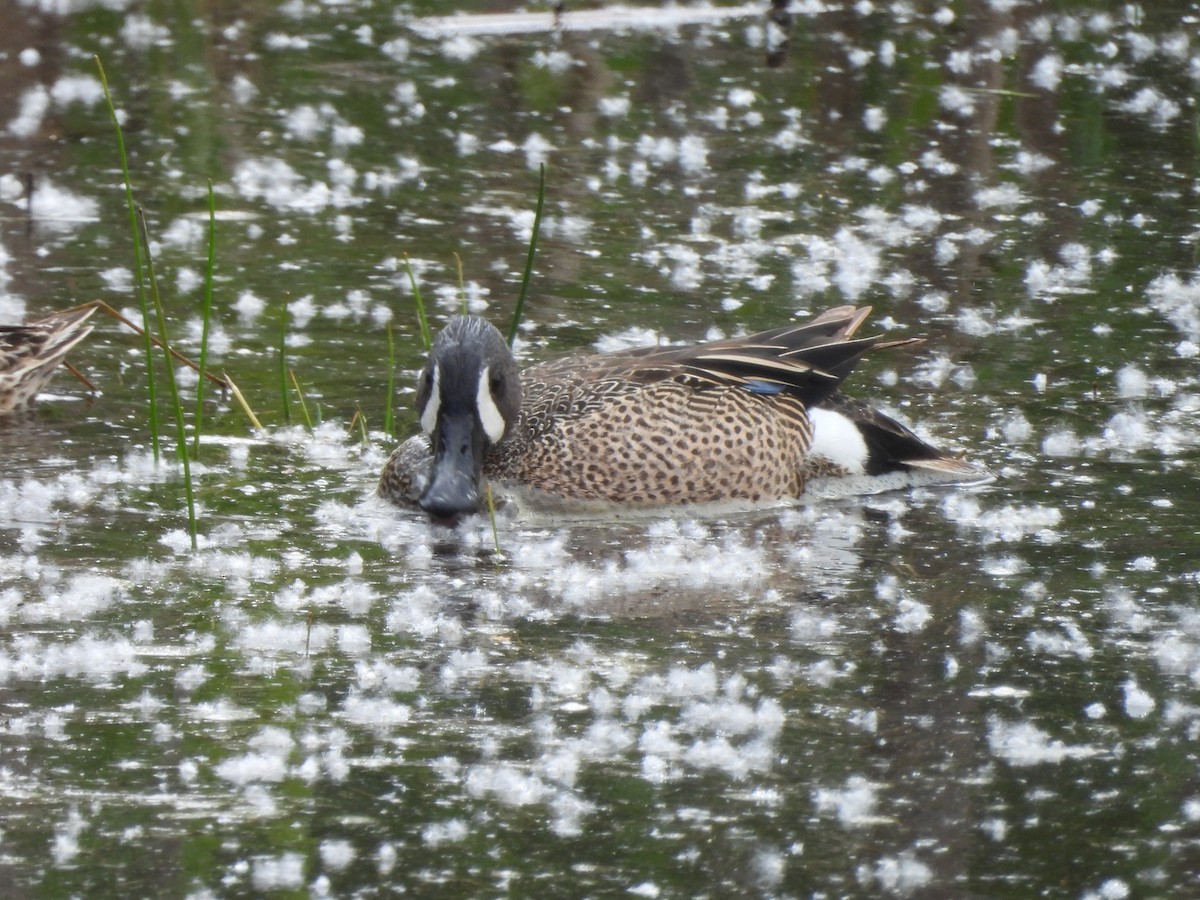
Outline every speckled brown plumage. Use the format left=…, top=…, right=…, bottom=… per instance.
left=491, top=375, right=811, bottom=504
left=379, top=306, right=974, bottom=516
left=0, top=306, right=95, bottom=416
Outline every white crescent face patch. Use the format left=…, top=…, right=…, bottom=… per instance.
left=419, top=364, right=441, bottom=435
left=476, top=365, right=506, bottom=445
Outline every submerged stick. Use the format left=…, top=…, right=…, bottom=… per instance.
left=58, top=300, right=229, bottom=390
left=63, top=361, right=98, bottom=393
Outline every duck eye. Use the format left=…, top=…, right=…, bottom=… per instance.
left=489, top=374, right=504, bottom=395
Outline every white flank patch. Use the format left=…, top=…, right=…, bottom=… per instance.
left=419, top=365, right=441, bottom=435
left=476, top=365, right=506, bottom=444
left=808, top=409, right=868, bottom=475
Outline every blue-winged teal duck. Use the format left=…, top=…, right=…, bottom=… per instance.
left=0, top=306, right=95, bottom=416
left=379, top=306, right=976, bottom=523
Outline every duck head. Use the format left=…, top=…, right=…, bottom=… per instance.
left=415, top=316, right=522, bottom=524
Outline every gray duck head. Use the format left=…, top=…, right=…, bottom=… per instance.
left=415, top=316, right=522, bottom=524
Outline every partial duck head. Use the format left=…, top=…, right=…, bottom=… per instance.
left=416, top=316, right=522, bottom=524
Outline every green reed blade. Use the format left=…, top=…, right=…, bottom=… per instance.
left=289, top=368, right=312, bottom=431
left=95, top=55, right=160, bottom=461
left=192, top=180, right=217, bottom=458
left=507, top=162, right=545, bottom=347
left=138, top=207, right=197, bottom=551
left=485, top=481, right=502, bottom=557
left=278, top=296, right=291, bottom=425
left=453, top=251, right=468, bottom=315
left=383, top=323, right=396, bottom=439
left=405, top=253, right=431, bottom=351
left=355, top=406, right=369, bottom=445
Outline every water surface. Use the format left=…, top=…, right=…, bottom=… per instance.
left=2, top=1, right=1200, bottom=896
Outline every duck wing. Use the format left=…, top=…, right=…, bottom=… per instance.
left=523, top=305, right=918, bottom=414
left=0, top=306, right=95, bottom=413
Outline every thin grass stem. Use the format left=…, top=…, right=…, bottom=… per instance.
left=485, top=482, right=502, bottom=557
left=192, top=180, right=217, bottom=458
left=225, top=375, right=263, bottom=429
left=289, top=368, right=312, bottom=430
left=405, top=254, right=431, bottom=350
left=355, top=407, right=369, bottom=445
left=138, top=207, right=197, bottom=550
left=383, top=323, right=396, bottom=439
left=453, top=251, right=468, bottom=315
left=507, top=162, right=545, bottom=347
left=95, top=55, right=160, bottom=460
left=278, top=295, right=291, bottom=425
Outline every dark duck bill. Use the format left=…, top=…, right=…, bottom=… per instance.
left=415, top=317, right=521, bottom=525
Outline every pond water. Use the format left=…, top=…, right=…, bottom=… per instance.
left=2, top=0, right=1200, bottom=896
